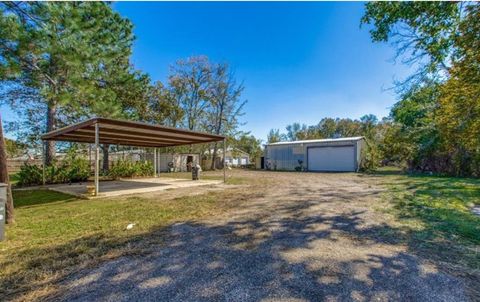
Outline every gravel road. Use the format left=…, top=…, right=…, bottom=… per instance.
left=57, top=171, right=468, bottom=302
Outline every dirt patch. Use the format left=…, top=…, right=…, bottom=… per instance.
left=55, top=170, right=469, bottom=301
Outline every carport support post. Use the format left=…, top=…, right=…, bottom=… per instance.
left=94, top=122, right=99, bottom=196
left=153, top=147, right=157, bottom=177
left=42, top=141, right=46, bottom=186
left=223, top=138, right=226, bottom=183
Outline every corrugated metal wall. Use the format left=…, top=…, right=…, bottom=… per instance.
left=265, top=144, right=305, bottom=170
left=265, top=139, right=363, bottom=171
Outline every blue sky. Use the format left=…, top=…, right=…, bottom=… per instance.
left=2, top=2, right=412, bottom=141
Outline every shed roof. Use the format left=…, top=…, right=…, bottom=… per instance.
left=267, top=137, right=364, bottom=146
left=41, top=117, right=225, bottom=148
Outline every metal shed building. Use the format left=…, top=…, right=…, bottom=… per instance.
left=264, top=137, right=365, bottom=172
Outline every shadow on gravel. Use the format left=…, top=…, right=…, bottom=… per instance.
left=51, top=198, right=467, bottom=302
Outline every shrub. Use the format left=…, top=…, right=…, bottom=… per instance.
left=109, top=159, right=153, bottom=179
left=360, top=139, right=382, bottom=173
left=17, top=150, right=90, bottom=186
left=17, top=163, right=43, bottom=186
left=55, top=150, right=90, bottom=183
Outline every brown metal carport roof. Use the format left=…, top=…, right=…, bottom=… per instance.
left=41, top=117, right=225, bottom=147
left=41, top=117, right=227, bottom=195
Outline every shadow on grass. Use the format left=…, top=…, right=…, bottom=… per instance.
left=372, top=173, right=480, bottom=270
left=1, top=189, right=471, bottom=301
left=2, top=172, right=478, bottom=301
left=58, top=216, right=464, bottom=301
left=12, top=189, right=78, bottom=208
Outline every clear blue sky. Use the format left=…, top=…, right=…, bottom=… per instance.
left=2, top=2, right=412, bottom=141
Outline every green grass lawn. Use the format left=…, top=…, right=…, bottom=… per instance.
left=375, top=170, right=480, bottom=271
left=0, top=181, right=250, bottom=301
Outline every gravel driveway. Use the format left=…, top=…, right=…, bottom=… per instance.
left=58, top=171, right=467, bottom=301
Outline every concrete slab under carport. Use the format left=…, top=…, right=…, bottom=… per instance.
left=42, top=178, right=223, bottom=199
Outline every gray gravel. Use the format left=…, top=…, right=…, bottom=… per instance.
left=57, top=172, right=468, bottom=302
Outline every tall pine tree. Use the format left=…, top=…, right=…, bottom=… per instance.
left=0, top=2, right=136, bottom=164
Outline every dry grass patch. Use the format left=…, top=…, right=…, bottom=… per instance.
left=0, top=174, right=265, bottom=301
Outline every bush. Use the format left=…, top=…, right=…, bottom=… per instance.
left=17, top=150, right=90, bottom=186
left=17, top=163, right=43, bottom=186
left=360, top=140, right=382, bottom=173
left=109, top=159, right=153, bottom=179
left=55, top=151, right=90, bottom=183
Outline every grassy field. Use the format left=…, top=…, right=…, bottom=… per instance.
left=0, top=173, right=256, bottom=301
left=373, top=169, right=480, bottom=274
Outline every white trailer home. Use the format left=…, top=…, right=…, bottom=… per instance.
left=264, top=137, right=365, bottom=172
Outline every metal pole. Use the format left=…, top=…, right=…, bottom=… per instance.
left=42, top=141, right=46, bottom=186
left=94, top=122, right=99, bottom=196
left=88, top=144, right=92, bottom=172
left=223, top=138, right=226, bottom=183
left=158, top=148, right=161, bottom=177
left=153, top=147, right=157, bottom=177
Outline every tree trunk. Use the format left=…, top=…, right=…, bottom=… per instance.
left=45, top=102, right=57, bottom=166
left=211, top=142, right=218, bottom=170
left=211, top=98, right=225, bottom=171
left=0, top=114, right=14, bottom=224
left=102, top=144, right=110, bottom=173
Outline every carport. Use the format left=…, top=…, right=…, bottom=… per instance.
left=41, top=117, right=226, bottom=196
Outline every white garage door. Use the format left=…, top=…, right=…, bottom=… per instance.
left=307, top=146, right=355, bottom=172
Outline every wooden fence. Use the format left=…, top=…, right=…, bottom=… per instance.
left=7, top=159, right=43, bottom=173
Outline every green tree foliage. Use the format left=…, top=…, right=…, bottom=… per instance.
left=232, top=133, right=263, bottom=162
left=0, top=1, right=248, bottom=173
left=286, top=123, right=308, bottom=141
left=363, top=2, right=480, bottom=176
left=362, top=2, right=461, bottom=82
left=168, top=56, right=212, bottom=131
left=160, top=56, right=247, bottom=167
left=436, top=5, right=480, bottom=176
left=5, top=138, right=25, bottom=158
left=0, top=2, right=138, bottom=164
left=272, top=116, right=381, bottom=142
left=145, top=81, right=184, bottom=127
left=206, top=63, right=246, bottom=169
left=267, top=129, right=285, bottom=144
left=388, top=83, right=442, bottom=171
